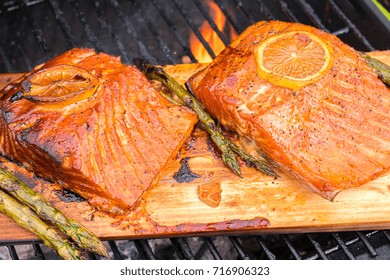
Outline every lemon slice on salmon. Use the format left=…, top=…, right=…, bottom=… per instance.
left=255, top=31, right=333, bottom=89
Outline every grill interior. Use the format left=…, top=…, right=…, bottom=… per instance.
left=1, top=0, right=390, bottom=260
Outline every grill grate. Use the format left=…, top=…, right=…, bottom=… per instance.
left=0, top=0, right=390, bottom=260
left=2, top=230, right=390, bottom=259
left=2, top=0, right=389, bottom=72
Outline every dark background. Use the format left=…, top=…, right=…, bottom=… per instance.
left=0, top=0, right=389, bottom=72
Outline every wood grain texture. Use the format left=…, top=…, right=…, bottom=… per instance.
left=0, top=51, right=389, bottom=243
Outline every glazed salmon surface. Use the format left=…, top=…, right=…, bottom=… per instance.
left=188, top=21, right=390, bottom=200
left=0, top=48, right=197, bottom=214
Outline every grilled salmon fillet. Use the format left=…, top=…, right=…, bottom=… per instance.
left=0, top=48, right=197, bottom=214
left=188, top=21, right=390, bottom=200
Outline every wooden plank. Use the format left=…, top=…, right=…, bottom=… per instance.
left=0, top=51, right=389, bottom=242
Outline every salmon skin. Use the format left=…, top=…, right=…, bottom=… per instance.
left=188, top=21, right=390, bottom=200
left=0, top=48, right=197, bottom=214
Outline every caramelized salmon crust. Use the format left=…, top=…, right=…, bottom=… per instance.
left=188, top=21, right=390, bottom=200
left=0, top=48, right=197, bottom=214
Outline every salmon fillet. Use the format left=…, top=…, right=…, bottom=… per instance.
left=188, top=21, right=390, bottom=200
left=0, top=48, right=197, bottom=214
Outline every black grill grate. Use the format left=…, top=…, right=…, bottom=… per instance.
left=0, top=0, right=390, bottom=260
left=2, top=230, right=390, bottom=259
left=2, top=0, right=389, bottom=72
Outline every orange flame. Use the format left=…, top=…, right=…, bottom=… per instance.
left=190, top=2, right=237, bottom=63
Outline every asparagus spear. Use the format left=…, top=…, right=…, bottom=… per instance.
left=134, top=58, right=278, bottom=178
left=0, top=189, right=84, bottom=260
left=227, top=138, right=277, bottom=177
left=360, top=52, right=390, bottom=86
left=0, top=169, right=108, bottom=258
left=135, top=59, right=241, bottom=176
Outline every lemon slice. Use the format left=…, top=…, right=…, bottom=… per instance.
left=255, top=31, right=333, bottom=89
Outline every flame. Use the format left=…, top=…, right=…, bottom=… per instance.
left=190, top=2, right=237, bottom=63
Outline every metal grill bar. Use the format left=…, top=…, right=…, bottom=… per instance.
left=232, top=0, right=256, bottom=27
left=294, top=1, right=354, bottom=37
left=307, top=234, right=328, bottom=260
left=255, top=0, right=276, bottom=20
left=109, top=0, right=158, bottom=64
left=172, top=0, right=217, bottom=61
left=151, top=0, right=197, bottom=63
left=215, top=0, right=245, bottom=33
left=32, top=243, right=45, bottom=259
left=0, top=45, right=12, bottom=72
left=193, top=0, right=231, bottom=46
left=21, top=0, right=52, bottom=59
left=332, top=27, right=350, bottom=36
left=131, top=0, right=176, bottom=64
left=93, top=1, right=130, bottom=63
left=170, top=238, right=195, bottom=260
left=295, top=0, right=329, bottom=31
left=14, top=43, right=33, bottom=72
left=202, top=237, right=222, bottom=260
left=282, top=235, right=301, bottom=260
left=3, top=9, right=33, bottom=70
left=108, top=240, right=125, bottom=260
left=356, top=231, right=377, bottom=258
left=1, top=0, right=45, bottom=13
left=134, top=240, right=157, bottom=260
left=256, top=236, right=276, bottom=260
left=193, top=240, right=208, bottom=259
left=383, top=230, right=390, bottom=243
left=276, top=0, right=299, bottom=22
left=327, top=0, right=375, bottom=50
left=7, top=245, right=19, bottom=260
left=67, top=0, right=103, bottom=52
left=47, top=0, right=75, bottom=49
left=333, top=233, right=355, bottom=260
left=229, top=237, right=250, bottom=260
